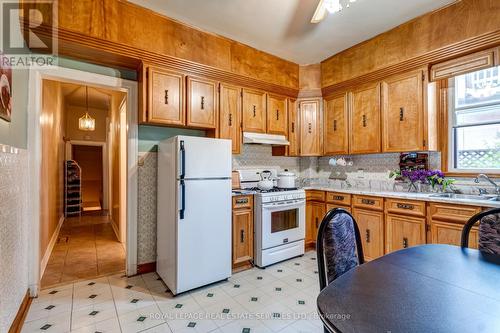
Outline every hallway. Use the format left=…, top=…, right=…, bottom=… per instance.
left=41, top=213, right=126, bottom=288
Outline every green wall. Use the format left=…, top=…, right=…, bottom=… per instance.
left=138, top=125, right=206, bottom=152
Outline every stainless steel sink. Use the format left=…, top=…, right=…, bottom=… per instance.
left=428, top=193, right=500, bottom=201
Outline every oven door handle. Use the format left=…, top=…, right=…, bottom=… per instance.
left=262, top=200, right=305, bottom=209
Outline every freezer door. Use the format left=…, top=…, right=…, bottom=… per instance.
left=176, top=178, right=232, bottom=294
left=176, top=136, right=231, bottom=179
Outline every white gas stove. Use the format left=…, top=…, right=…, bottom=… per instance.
left=235, top=168, right=306, bottom=267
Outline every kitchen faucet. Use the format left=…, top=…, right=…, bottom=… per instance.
left=474, top=174, right=500, bottom=195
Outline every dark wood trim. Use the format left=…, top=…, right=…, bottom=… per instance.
left=137, top=262, right=156, bottom=275
left=8, top=290, right=32, bottom=333
left=32, top=24, right=299, bottom=97
left=322, top=30, right=500, bottom=95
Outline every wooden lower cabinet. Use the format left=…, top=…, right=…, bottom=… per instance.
left=352, top=208, right=384, bottom=261
left=385, top=214, right=426, bottom=253
left=431, top=220, right=478, bottom=248
left=306, top=200, right=325, bottom=248
left=232, top=195, right=253, bottom=271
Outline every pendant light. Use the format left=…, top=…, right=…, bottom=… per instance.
left=78, top=86, right=95, bottom=131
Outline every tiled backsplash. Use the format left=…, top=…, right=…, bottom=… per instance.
left=232, top=144, right=300, bottom=173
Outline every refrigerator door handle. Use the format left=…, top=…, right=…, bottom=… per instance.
left=180, top=179, right=186, bottom=219
left=180, top=140, right=186, bottom=179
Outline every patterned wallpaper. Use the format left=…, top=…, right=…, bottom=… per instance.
left=0, top=147, right=29, bottom=332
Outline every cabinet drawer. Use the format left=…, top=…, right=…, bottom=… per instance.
left=429, top=203, right=481, bottom=224
left=326, top=203, right=351, bottom=213
left=306, top=190, right=325, bottom=202
left=326, top=192, right=352, bottom=206
left=232, top=195, right=253, bottom=210
left=352, top=195, right=383, bottom=211
left=385, top=198, right=425, bottom=217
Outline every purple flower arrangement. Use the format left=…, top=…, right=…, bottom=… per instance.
left=390, top=169, right=455, bottom=192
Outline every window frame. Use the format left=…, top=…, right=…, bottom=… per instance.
left=440, top=76, right=500, bottom=177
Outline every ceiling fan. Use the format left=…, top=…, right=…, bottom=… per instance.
left=311, top=0, right=357, bottom=23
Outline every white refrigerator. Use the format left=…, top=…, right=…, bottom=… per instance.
left=157, top=136, right=232, bottom=295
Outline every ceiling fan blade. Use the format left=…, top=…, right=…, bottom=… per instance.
left=311, top=0, right=327, bottom=23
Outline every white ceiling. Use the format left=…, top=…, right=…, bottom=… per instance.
left=129, top=0, right=457, bottom=64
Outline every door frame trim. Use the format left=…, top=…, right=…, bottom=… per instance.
left=27, top=67, right=138, bottom=296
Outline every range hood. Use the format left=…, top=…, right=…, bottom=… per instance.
left=243, top=132, right=290, bottom=146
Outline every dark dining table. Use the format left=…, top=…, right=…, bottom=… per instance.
left=316, top=244, right=500, bottom=333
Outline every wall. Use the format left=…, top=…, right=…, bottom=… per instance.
left=0, top=148, right=29, bottom=333
left=65, top=105, right=109, bottom=142
left=321, top=0, right=500, bottom=87
left=39, top=79, right=66, bottom=262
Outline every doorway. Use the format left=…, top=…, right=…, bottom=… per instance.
left=28, top=67, right=138, bottom=294
left=72, top=144, right=104, bottom=212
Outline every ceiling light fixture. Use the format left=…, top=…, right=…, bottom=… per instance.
left=78, top=86, right=95, bottom=131
left=311, top=0, right=357, bottom=23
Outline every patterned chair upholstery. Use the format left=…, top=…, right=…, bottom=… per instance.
left=461, top=208, right=500, bottom=255
left=316, top=208, right=364, bottom=291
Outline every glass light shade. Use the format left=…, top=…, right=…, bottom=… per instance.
left=78, top=112, right=95, bottom=131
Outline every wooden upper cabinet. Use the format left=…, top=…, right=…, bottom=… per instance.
left=381, top=70, right=424, bottom=152
left=324, top=93, right=349, bottom=155
left=186, top=76, right=218, bottom=129
left=266, top=94, right=288, bottom=136
left=299, top=99, right=322, bottom=156
left=147, top=66, right=185, bottom=125
left=349, top=83, right=381, bottom=154
left=219, top=83, right=242, bottom=154
left=288, top=98, right=299, bottom=156
left=242, top=88, right=266, bottom=133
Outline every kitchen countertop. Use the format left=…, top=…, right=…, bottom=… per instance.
left=303, top=186, right=500, bottom=208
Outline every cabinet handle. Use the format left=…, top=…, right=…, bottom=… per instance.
left=276, top=109, right=279, bottom=120
left=201, top=96, right=205, bottom=110
left=253, top=105, right=256, bottom=117
left=362, top=114, right=367, bottom=127
left=403, top=237, right=408, bottom=249
left=396, top=203, right=414, bottom=210
left=228, top=113, right=232, bottom=126
left=291, top=122, right=295, bottom=133
left=240, top=230, right=245, bottom=243
left=235, top=198, right=248, bottom=204
left=361, top=198, right=375, bottom=205
left=333, top=196, right=344, bottom=201
left=315, top=217, right=319, bottom=228
left=366, top=229, right=370, bottom=243
left=308, top=123, right=312, bottom=134
left=333, top=120, right=337, bottom=131
left=399, top=107, right=404, bottom=121
left=164, top=90, right=169, bottom=104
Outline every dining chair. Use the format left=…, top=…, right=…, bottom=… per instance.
left=461, top=207, right=500, bottom=255
left=316, top=208, right=364, bottom=291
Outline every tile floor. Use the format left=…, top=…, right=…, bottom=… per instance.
left=41, top=213, right=126, bottom=288
left=24, top=251, right=323, bottom=333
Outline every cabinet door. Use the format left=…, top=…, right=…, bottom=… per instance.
left=300, top=99, right=322, bottom=156
left=288, top=98, right=299, bottom=156
left=186, top=76, right=217, bottom=128
left=382, top=70, right=424, bottom=152
left=219, top=84, right=242, bottom=154
left=352, top=208, right=384, bottom=261
left=242, top=88, right=266, bottom=133
left=385, top=214, right=426, bottom=253
left=349, top=83, right=381, bottom=154
left=431, top=220, right=478, bottom=249
left=267, top=94, right=288, bottom=136
left=306, top=201, right=325, bottom=247
left=232, top=209, right=254, bottom=266
left=324, top=93, right=349, bottom=155
left=148, top=67, right=185, bottom=125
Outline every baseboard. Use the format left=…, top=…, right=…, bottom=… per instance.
left=8, top=290, right=32, bottom=333
left=110, top=218, right=121, bottom=243
left=40, top=215, right=65, bottom=277
left=137, top=261, right=156, bottom=275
